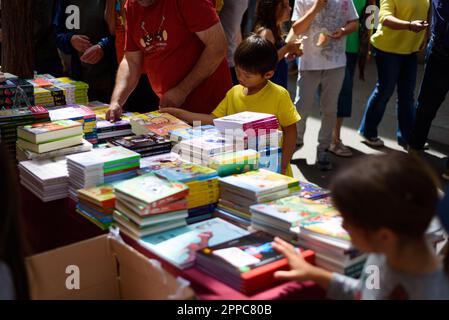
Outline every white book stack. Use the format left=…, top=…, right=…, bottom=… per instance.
left=18, top=157, right=69, bottom=202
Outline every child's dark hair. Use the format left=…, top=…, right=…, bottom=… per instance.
left=0, top=143, right=29, bottom=299
left=330, top=152, right=439, bottom=241
left=234, top=35, right=278, bottom=75
left=254, top=0, right=286, bottom=43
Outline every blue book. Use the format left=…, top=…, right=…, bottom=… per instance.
left=169, top=125, right=217, bottom=141
left=141, top=161, right=218, bottom=183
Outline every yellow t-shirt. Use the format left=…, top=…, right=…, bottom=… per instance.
left=212, top=81, right=301, bottom=127
left=371, top=0, right=429, bottom=55
left=212, top=81, right=301, bottom=177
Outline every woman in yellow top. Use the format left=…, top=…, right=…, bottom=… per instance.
left=358, top=0, right=430, bottom=148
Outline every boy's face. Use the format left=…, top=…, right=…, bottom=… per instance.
left=342, top=219, right=379, bottom=253
left=235, top=66, right=274, bottom=90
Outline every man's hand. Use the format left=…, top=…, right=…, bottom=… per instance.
left=106, top=103, right=123, bottom=122
left=312, top=0, right=327, bottom=13
left=159, top=86, right=188, bottom=108
left=80, top=45, right=104, bottom=65
left=71, top=35, right=92, bottom=53
left=329, top=27, right=346, bottom=40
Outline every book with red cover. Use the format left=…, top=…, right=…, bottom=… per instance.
left=196, top=231, right=315, bottom=294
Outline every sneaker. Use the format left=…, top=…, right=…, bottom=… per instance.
left=363, top=137, right=384, bottom=147
left=329, top=141, right=353, bottom=157
left=443, top=160, right=449, bottom=180
left=317, top=150, right=332, bottom=171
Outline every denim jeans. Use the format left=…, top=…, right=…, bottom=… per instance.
left=409, top=39, right=449, bottom=149
left=359, top=48, right=418, bottom=144
left=337, top=52, right=358, bottom=118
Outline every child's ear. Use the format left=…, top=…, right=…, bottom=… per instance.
left=264, top=70, right=275, bottom=79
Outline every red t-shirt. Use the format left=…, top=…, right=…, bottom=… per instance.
left=124, top=0, right=232, bottom=113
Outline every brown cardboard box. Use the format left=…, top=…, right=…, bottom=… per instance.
left=26, top=234, right=195, bottom=300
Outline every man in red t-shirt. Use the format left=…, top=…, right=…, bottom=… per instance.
left=106, top=0, right=232, bottom=120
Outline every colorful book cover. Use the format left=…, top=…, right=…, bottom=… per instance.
left=180, top=135, right=235, bottom=156
left=299, top=181, right=330, bottom=200
left=66, top=146, right=140, bottom=168
left=77, top=185, right=115, bottom=208
left=142, top=161, right=217, bottom=183
left=132, top=111, right=191, bottom=136
left=19, top=120, right=82, bottom=134
left=49, top=105, right=95, bottom=121
left=111, top=133, right=170, bottom=149
left=139, top=218, right=250, bottom=269
left=220, top=169, right=299, bottom=196
left=169, top=125, right=218, bottom=141
left=114, top=172, right=189, bottom=207
left=299, top=211, right=350, bottom=242
left=250, top=196, right=336, bottom=228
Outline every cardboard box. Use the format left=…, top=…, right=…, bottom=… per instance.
left=26, top=234, right=195, bottom=300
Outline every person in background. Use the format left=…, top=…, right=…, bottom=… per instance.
left=273, top=152, right=449, bottom=300
left=329, top=0, right=368, bottom=157
left=358, top=0, right=430, bottom=148
left=291, top=0, right=359, bottom=171
left=161, top=35, right=301, bottom=177
left=409, top=0, right=449, bottom=180
left=113, top=0, right=159, bottom=112
left=220, top=0, right=249, bottom=85
left=255, top=0, right=303, bottom=89
left=106, top=0, right=232, bottom=121
left=243, top=0, right=259, bottom=37
left=0, top=143, right=29, bottom=300
left=54, top=0, right=118, bottom=102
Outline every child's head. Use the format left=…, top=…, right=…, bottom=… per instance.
left=234, top=35, right=278, bottom=90
left=329, top=152, right=439, bottom=254
left=255, top=0, right=292, bottom=40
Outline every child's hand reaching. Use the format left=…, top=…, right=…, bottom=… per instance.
left=272, top=237, right=316, bottom=282
left=159, top=106, right=181, bottom=118
left=272, top=237, right=333, bottom=289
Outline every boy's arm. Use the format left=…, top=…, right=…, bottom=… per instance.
left=159, top=107, right=216, bottom=125
left=292, top=0, right=327, bottom=35
left=281, top=123, right=297, bottom=175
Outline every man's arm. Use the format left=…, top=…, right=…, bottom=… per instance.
left=280, top=123, right=297, bottom=175
left=159, top=107, right=216, bottom=125
left=292, top=0, right=327, bottom=35
left=106, top=50, right=143, bottom=121
left=159, top=21, right=228, bottom=107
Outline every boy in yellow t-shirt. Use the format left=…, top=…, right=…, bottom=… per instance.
left=161, top=35, right=301, bottom=176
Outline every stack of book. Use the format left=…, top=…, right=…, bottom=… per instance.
left=0, top=80, right=18, bottom=109
left=18, top=157, right=69, bottom=201
left=130, top=111, right=191, bottom=137
left=0, top=106, right=50, bottom=160
left=33, top=87, right=55, bottom=106
left=54, top=77, right=89, bottom=104
left=65, top=146, right=141, bottom=201
left=169, top=125, right=219, bottom=143
left=138, top=217, right=250, bottom=269
left=88, top=101, right=137, bottom=143
left=17, top=120, right=83, bottom=154
left=250, top=195, right=366, bottom=277
left=49, top=104, right=97, bottom=144
left=109, top=133, right=171, bottom=157
left=140, top=161, right=219, bottom=223
left=213, top=111, right=279, bottom=136
left=216, top=169, right=300, bottom=227
left=113, top=173, right=190, bottom=239
left=16, top=139, right=92, bottom=162
left=179, top=134, right=235, bottom=165
left=196, top=231, right=315, bottom=294
left=208, top=149, right=259, bottom=177
left=76, top=186, right=116, bottom=230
